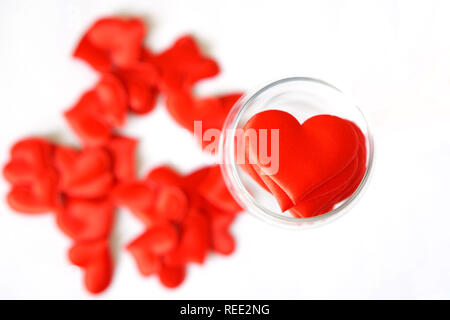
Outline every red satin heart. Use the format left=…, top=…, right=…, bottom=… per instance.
left=158, top=264, right=186, bottom=289
left=204, top=204, right=237, bottom=255
left=126, top=223, right=179, bottom=279
left=243, top=110, right=360, bottom=212
left=165, top=89, right=242, bottom=136
left=68, top=239, right=113, bottom=294
left=112, top=181, right=156, bottom=225
left=164, top=208, right=210, bottom=266
left=127, top=240, right=161, bottom=276
left=7, top=181, right=57, bottom=214
left=65, top=90, right=113, bottom=146
left=74, top=17, right=146, bottom=70
left=290, top=145, right=362, bottom=217
left=3, top=138, right=59, bottom=213
left=153, top=185, right=188, bottom=223
left=145, top=165, right=183, bottom=186
left=54, top=146, right=114, bottom=199
left=248, top=145, right=359, bottom=212
left=128, top=223, right=179, bottom=256
left=155, top=35, right=219, bottom=92
left=95, top=73, right=128, bottom=127
left=114, top=180, right=187, bottom=226
left=105, top=135, right=138, bottom=182
left=115, top=59, right=160, bottom=115
left=242, top=119, right=365, bottom=214
left=145, top=165, right=240, bottom=258
left=195, top=165, right=241, bottom=214
left=3, top=138, right=54, bottom=183
left=56, top=198, right=114, bottom=241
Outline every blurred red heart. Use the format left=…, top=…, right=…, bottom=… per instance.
left=155, top=35, right=219, bottom=91
left=153, top=185, right=188, bottom=223
left=3, top=138, right=59, bottom=213
left=7, top=179, right=57, bottom=214
left=205, top=204, right=236, bottom=255
left=164, top=208, right=209, bottom=266
left=126, top=223, right=179, bottom=278
left=76, top=17, right=145, bottom=69
left=68, top=239, right=113, bottom=294
left=56, top=198, right=114, bottom=241
left=196, top=165, right=241, bottom=214
left=3, top=138, right=54, bottom=184
left=127, top=239, right=161, bottom=276
left=105, top=135, right=138, bottom=182
left=115, top=59, right=160, bottom=114
left=65, top=90, right=113, bottom=146
left=112, top=181, right=156, bottom=225
left=158, top=264, right=186, bottom=289
left=95, top=73, right=128, bottom=127
left=165, top=89, right=241, bottom=139
left=54, top=146, right=114, bottom=198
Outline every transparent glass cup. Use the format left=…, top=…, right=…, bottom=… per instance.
left=219, top=77, right=374, bottom=228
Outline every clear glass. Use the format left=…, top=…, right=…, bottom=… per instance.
left=219, top=77, right=374, bottom=228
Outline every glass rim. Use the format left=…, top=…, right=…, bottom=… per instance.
left=219, top=77, right=375, bottom=228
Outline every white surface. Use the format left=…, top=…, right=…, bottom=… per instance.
left=1, top=0, right=450, bottom=299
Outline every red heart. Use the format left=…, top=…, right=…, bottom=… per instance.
left=68, top=239, right=113, bottom=294
left=145, top=165, right=183, bottom=186
left=95, top=73, right=128, bottom=127
left=242, top=119, right=366, bottom=217
left=56, top=198, right=114, bottom=241
left=243, top=110, right=360, bottom=212
left=115, top=59, right=160, bottom=115
left=165, top=89, right=241, bottom=136
left=112, top=181, right=156, bottom=225
left=249, top=148, right=359, bottom=212
left=89, top=18, right=145, bottom=68
left=126, top=223, right=179, bottom=277
left=195, top=165, right=241, bottom=214
left=164, top=208, right=210, bottom=266
left=73, top=32, right=112, bottom=72
left=3, top=138, right=54, bottom=184
left=7, top=181, right=57, bottom=214
left=153, top=185, right=188, bottom=223
left=155, top=35, right=219, bottom=92
left=127, top=241, right=161, bottom=276
left=290, top=146, right=363, bottom=217
left=3, top=138, right=59, bottom=213
left=105, top=135, right=138, bottom=182
left=158, top=264, right=186, bottom=289
left=65, top=90, right=113, bottom=146
left=115, top=179, right=187, bottom=225
left=204, top=204, right=236, bottom=255
left=74, top=17, right=146, bottom=70
left=128, top=223, right=179, bottom=256
left=54, top=146, right=114, bottom=199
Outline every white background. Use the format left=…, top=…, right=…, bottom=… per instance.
left=1, top=0, right=450, bottom=299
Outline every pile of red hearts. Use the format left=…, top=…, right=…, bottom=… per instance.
left=241, top=110, right=367, bottom=218
left=3, top=16, right=242, bottom=294
left=68, top=17, right=242, bottom=146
